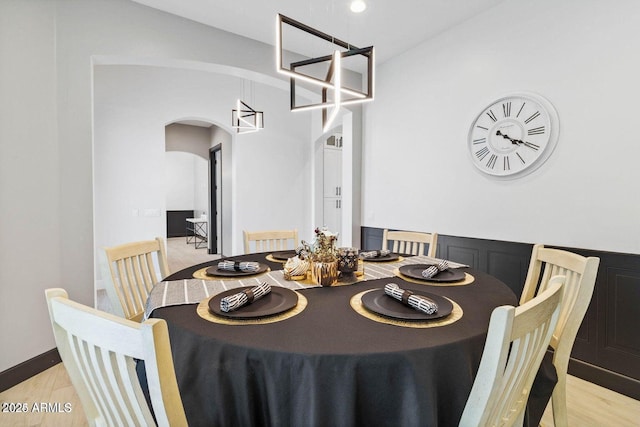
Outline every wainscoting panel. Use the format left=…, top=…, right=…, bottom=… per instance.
left=486, top=248, right=530, bottom=296
left=167, top=210, right=194, bottom=238
left=444, top=245, right=480, bottom=270
left=362, top=227, right=384, bottom=252
left=361, top=226, right=640, bottom=399
left=600, top=267, right=640, bottom=380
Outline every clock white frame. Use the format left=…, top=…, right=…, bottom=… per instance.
left=467, top=92, right=560, bottom=179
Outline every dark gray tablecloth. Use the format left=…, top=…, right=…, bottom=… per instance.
left=150, top=253, right=528, bottom=426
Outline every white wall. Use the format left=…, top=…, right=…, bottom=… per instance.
left=166, top=123, right=212, bottom=159
left=94, top=63, right=313, bottom=274
left=0, top=0, right=313, bottom=373
left=363, top=0, right=640, bottom=255
left=165, top=124, right=212, bottom=218
left=165, top=152, right=200, bottom=211
left=193, top=155, right=208, bottom=219
left=0, top=0, right=62, bottom=373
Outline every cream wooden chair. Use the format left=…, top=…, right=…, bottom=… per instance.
left=381, top=229, right=438, bottom=257
left=243, top=229, right=299, bottom=254
left=459, top=277, right=564, bottom=427
left=520, top=244, right=600, bottom=427
left=104, top=237, right=170, bottom=322
left=45, top=288, right=188, bottom=427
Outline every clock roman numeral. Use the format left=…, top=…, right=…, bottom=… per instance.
left=476, top=125, right=489, bottom=131
left=527, top=126, right=545, bottom=135
left=475, top=146, right=490, bottom=160
left=473, top=137, right=486, bottom=144
left=517, top=152, right=526, bottom=164
left=487, top=154, right=498, bottom=169
left=524, top=141, right=540, bottom=151
left=502, top=102, right=511, bottom=118
left=524, top=111, right=541, bottom=124
left=516, top=102, right=526, bottom=118
left=486, top=109, right=498, bottom=122
left=504, top=155, right=510, bottom=171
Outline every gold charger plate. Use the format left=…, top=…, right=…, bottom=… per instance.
left=266, top=250, right=299, bottom=263
left=193, top=266, right=271, bottom=280
left=393, top=268, right=474, bottom=286
left=350, top=289, right=463, bottom=328
left=362, top=255, right=404, bottom=263
left=196, top=291, right=307, bottom=325
left=283, top=271, right=365, bottom=287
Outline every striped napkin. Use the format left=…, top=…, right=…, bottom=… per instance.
left=220, top=282, right=271, bottom=312
left=360, top=249, right=391, bottom=259
left=218, top=260, right=260, bottom=272
left=384, top=283, right=438, bottom=314
left=421, top=260, right=449, bottom=279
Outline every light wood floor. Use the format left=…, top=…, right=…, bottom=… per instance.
left=2, top=239, right=638, bottom=426
left=165, top=236, right=222, bottom=273
left=2, top=365, right=638, bottom=427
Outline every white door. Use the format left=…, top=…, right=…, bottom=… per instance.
left=323, top=140, right=342, bottom=241
left=323, top=147, right=342, bottom=198
left=323, top=198, right=341, bottom=243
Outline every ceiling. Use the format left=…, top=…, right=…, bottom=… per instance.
left=131, top=0, right=506, bottom=65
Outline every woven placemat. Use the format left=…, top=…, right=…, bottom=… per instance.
left=362, top=255, right=405, bottom=263
left=350, top=289, right=463, bottom=329
left=265, top=254, right=286, bottom=263
left=196, top=291, right=307, bottom=325
left=392, top=269, right=475, bottom=286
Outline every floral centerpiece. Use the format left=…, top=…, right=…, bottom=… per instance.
left=310, top=227, right=338, bottom=262
left=307, top=227, right=339, bottom=286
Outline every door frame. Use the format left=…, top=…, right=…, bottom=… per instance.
left=209, top=144, right=222, bottom=254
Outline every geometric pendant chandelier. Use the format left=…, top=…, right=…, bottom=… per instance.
left=231, top=79, right=264, bottom=134
left=275, top=14, right=374, bottom=132
left=231, top=99, right=264, bottom=134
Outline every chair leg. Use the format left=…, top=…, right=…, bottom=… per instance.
left=551, top=371, right=568, bottom=427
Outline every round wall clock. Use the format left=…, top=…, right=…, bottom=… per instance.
left=468, top=93, right=559, bottom=178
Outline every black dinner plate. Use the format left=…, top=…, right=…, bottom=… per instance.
left=271, top=250, right=297, bottom=261
left=208, top=286, right=298, bottom=319
left=398, top=264, right=466, bottom=283
left=361, top=289, right=453, bottom=321
left=360, top=251, right=400, bottom=262
left=205, top=262, right=269, bottom=277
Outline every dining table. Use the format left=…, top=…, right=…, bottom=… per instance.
left=142, top=251, right=552, bottom=427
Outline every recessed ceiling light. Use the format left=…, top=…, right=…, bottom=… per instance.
left=350, top=0, right=367, bottom=13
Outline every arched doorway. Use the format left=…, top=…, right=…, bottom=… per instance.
left=165, top=121, right=231, bottom=255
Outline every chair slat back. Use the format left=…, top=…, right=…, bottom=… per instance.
left=104, top=237, right=170, bottom=321
left=460, top=277, right=564, bottom=427
left=45, top=288, right=187, bottom=427
left=519, top=244, right=599, bottom=427
left=520, top=244, right=599, bottom=354
left=382, top=229, right=438, bottom=257
left=243, top=229, right=299, bottom=254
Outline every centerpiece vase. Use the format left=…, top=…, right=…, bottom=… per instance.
left=310, top=258, right=339, bottom=286
left=309, top=227, right=339, bottom=286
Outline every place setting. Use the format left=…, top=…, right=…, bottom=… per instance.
left=394, top=259, right=474, bottom=286
left=197, top=281, right=307, bottom=325
left=350, top=282, right=463, bottom=328
left=266, top=250, right=298, bottom=263
left=359, top=249, right=402, bottom=262
left=193, top=259, right=270, bottom=280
